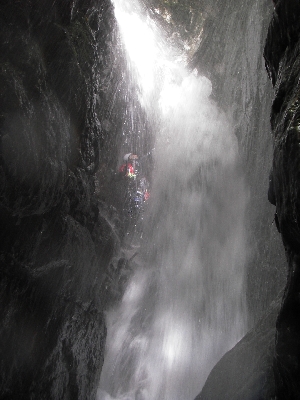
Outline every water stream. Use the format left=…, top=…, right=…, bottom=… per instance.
left=98, top=1, right=248, bottom=399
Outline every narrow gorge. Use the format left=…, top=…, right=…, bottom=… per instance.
left=0, top=0, right=299, bottom=399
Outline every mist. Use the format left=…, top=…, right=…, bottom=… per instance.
left=98, top=0, right=249, bottom=399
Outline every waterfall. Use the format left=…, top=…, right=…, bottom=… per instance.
left=98, top=0, right=248, bottom=399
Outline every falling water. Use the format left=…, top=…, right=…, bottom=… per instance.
left=98, top=1, right=248, bottom=399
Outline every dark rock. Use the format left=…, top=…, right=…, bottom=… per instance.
left=191, top=0, right=286, bottom=323
left=0, top=0, right=123, bottom=398
left=264, top=0, right=300, bottom=398
left=195, top=0, right=300, bottom=397
left=273, top=253, right=300, bottom=398
left=195, top=296, right=282, bottom=400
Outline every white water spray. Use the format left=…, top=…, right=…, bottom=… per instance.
left=98, top=1, right=248, bottom=399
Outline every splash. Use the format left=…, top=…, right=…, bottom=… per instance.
left=98, top=0, right=248, bottom=399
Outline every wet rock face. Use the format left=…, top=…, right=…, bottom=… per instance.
left=264, top=1, right=300, bottom=397
left=0, top=0, right=115, bottom=216
left=195, top=297, right=281, bottom=400
left=265, top=0, right=300, bottom=253
left=192, top=0, right=286, bottom=321
left=194, top=1, right=300, bottom=398
left=0, top=1, right=120, bottom=398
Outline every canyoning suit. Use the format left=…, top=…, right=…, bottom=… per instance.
left=118, top=162, right=136, bottom=178
left=118, top=153, right=151, bottom=240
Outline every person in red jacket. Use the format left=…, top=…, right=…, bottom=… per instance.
left=119, top=153, right=138, bottom=178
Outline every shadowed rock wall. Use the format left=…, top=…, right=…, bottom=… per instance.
left=0, top=1, right=122, bottom=398
left=264, top=0, right=300, bottom=397
left=190, top=0, right=286, bottom=322
left=195, top=295, right=281, bottom=400
left=194, top=0, right=300, bottom=398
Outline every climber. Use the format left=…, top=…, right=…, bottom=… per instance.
left=118, top=153, right=138, bottom=178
